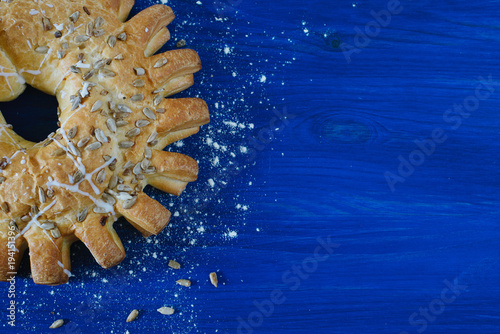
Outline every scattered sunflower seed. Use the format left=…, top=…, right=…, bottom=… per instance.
left=50, top=228, right=61, bottom=239
left=210, top=272, right=218, bottom=287
left=73, top=170, right=84, bottom=183
left=108, top=175, right=118, bottom=189
left=106, top=118, right=117, bottom=133
left=56, top=50, right=65, bottom=59
left=40, top=222, right=55, bottom=230
left=176, top=39, right=186, bottom=48
left=122, top=196, right=137, bottom=209
left=153, top=58, right=168, bottom=68
left=95, top=128, right=109, bottom=143
left=126, top=309, right=139, bottom=323
left=49, top=319, right=64, bottom=329
left=82, top=69, right=95, bottom=81
left=42, top=17, right=53, bottom=31
left=130, top=94, right=144, bottom=102
left=132, top=163, right=142, bottom=175
left=77, top=137, right=90, bottom=148
left=119, top=141, right=134, bottom=149
left=77, top=208, right=88, bottom=222
left=134, top=67, right=145, bottom=76
left=116, top=120, right=129, bottom=127
left=146, top=131, right=158, bottom=144
left=156, top=108, right=165, bottom=113
left=176, top=279, right=191, bottom=287
left=51, top=148, right=66, bottom=156
left=132, top=79, right=145, bottom=87
left=96, top=169, right=106, bottom=184
left=125, top=127, right=140, bottom=138
left=140, top=158, right=150, bottom=170
left=70, top=65, right=81, bottom=74
left=117, top=184, right=133, bottom=192
left=85, top=142, right=102, bottom=151
left=117, top=32, right=127, bottom=41
left=93, top=206, right=108, bottom=214
left=168, top=260, right=181, bottom=269
left=38, top=186, right=46, bottom=203
left=117, top=104, right=132, bottom=113
left=0, top=176, right=5, bottom=184
left=94, top=16, right=104, bottom=29
left=144, top=147, right=152, bottom=159
left=69, top=11, right=79, bottom=23
left=67, top=126, right=77, bottom=139
left=93, top=29, right=105, bottom=37
left=107, top=35, right=117, bottom=48
left=142, top=107, right=156, bottom=120
left=114, top=54, right=124, bottom=60
left=100, top=69, right=116, bottom=77
left=153, top=94, right=163, bottom=106
left=35, top=46, right=49, bottom=54
left=157, top=307, right=175, bottom=315
left=91, top=100, right=103, bottom=112
left=1, top=202, right=9, bottom=213
left=135, top=119, right=150, bottom=128
left=74, top=35, right=90, bottom=43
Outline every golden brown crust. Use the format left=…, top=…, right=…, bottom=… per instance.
left=0, top=0, right=209, bottom=285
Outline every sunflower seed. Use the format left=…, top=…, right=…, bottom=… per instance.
left=176, top=39, right=186, bottom=48
left=40, top=222, right=55, bottom=230
left=156, top=108, right=165, bottom=113
left=106, top=118, right=117, bottom=133
left=144, top=166, right=156, bottom=174
left=126, top=309, right=139, bottom=323
left=117, top=32, right=127, bottom=41
left=38, top=186, right=46, bottom=203
left=116, top=120, right=129, bottom=127
left=168, top=260, right=180, bottom=269
left=47, top=188, right=54, bottom=198
left=119, top=141, right=134, bottom=149
left=94, top=16, right=104, bottom=29
left=141, top=107, right=156, bottom=120
left=147, top=131, right=158, bottom=144
left=67, top=22, right=75, bottom=34
left=73, top=170, right=84, bottom=183
left=93, top=59, right=107, bottom=69
left=0, top=177, right=5, bottom=184
left=117, top=184, right=133, bottom=192
left=69, top=11, right=79, bottom=23
left=140, top=158, right=150, bottom=170
left=95, top=129, right=109, bottom=143
left=49, top=319, right=64, bottom=329
left=100, top=90, right=109, bottom=96
left=21, top=214, right=30, bottom=222
left=96, top=169, right=106, bottom=184
left=107, top=35, right=117, bottom=48
left=70, top=95, right=81, bottom=110
left=132, top=163, right=142, bottom=175
left=31, top=205, right=39, bottom=216
left=157, top=307, right=175, bottom=315
left=90, top=100, right=102, bottom=113
left=125, top=127, right=140, bottom=138
left=82, top=69, right=95, bottom=80
left=93, top=206, right=108, bottom=214
left=153, top=58, right=168, bottom=68
left=210, top=272, right=218, bottom=287
left=100, top=69, right=116, bottom=77
left=108, top=175, right=118, bottom=189
left=42, top=17, right=52, bottom=31
left=68, top=142, right=81, bottom=157
left=135, top=119, right=150, bottom=128
left=131, top=94, right=144, bottom=102
left=132, top=79, right=145, bottom=87
left=1, top=202, right=9, bottom=213
left=85, top=142, right=101, bottom=151
left=94, top=29, right=105, bottom=37
left=117, top=104, right=132, bottom=113
left=57, top=50, right=65, bottom=59
left=51, top=228, right=61, bottom=239
left=86, top=21, right=93, bottom=36
left=67, top=126, right=77, bottom=139
left=35, top=46, right=49, bottom=54
left=51, top=148, right=65, bottom=156
left=144, top=147, right=152, bottom=159
left=114, top=54, right=124, bottom=60
left=77, top=137, right=90, bottom=148
left=77, top=208, right=88, bottom=222
left=153, top=88, right=164, bottom=94
left=153, top=94, right=163, bottom=106
left=70, top=65, right=81, bottom=74
left=122, top=196, right=137, bottom=209
left=176, top=279, right=191, bottom=287
left=75, top=35, right=90, bottom=43
left=123, top=161, right=134, bottom=169
left=134, top=67, right=145, bottom=76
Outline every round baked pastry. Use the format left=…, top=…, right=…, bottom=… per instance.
left=0, top=0, right=209, bottom=285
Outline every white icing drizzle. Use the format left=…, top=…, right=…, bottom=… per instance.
left=16, top=199, right=57, bottom=238
left=0, top=123, right=21, bottom=148
left=57, top=261, right=74, bottom=278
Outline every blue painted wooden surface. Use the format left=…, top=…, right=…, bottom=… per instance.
left=2, top=0, right=500, bottom=333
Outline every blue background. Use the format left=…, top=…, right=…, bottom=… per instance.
left=2, top=0, right=500, bottom=333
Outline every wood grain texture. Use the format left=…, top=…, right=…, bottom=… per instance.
left=1, top=0, right=500, bottom=333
